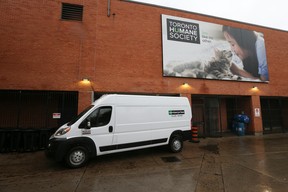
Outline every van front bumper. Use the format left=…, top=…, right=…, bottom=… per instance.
left=45, top=138, right=68, bottom=162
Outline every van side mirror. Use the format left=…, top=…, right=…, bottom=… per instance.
left=86, top=121, right=91, bottom=129
left=79, top=119, right=91, bottom=129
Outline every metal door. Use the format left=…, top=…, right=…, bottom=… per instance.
left=204, top=97, right=221, bottom=137
left=192, top=104, right=205, bottom=137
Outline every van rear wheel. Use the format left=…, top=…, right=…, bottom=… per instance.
left=169, top=135, right=183, bottom=153
left=65, top=146, right=89, bottom=168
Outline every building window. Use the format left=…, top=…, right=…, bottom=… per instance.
left=61, top=3, right=83, bottom=21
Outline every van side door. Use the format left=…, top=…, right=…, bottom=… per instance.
left=79, top=106, right=114, bottom=154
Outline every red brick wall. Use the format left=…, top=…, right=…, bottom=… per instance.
left=91, top=1, right=288, bottom=96
left=1, top=0, right=288, bottom=109
left=0, top=0, right=97, bottom=91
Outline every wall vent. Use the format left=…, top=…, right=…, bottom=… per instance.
left=61, top=3, right=83, bottom=21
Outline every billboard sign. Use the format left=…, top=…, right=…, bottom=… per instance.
left=162, top=14, right=269, bottom=82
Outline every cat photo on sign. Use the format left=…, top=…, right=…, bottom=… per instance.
left=164, top=49, right=242, bottom=80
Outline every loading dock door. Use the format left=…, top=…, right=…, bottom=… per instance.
left=0, top=90, right=78, bottom=129
left=192, top=96, right=221, bottom=137
left=204, top=97, right=221, bottom=137
left=261, top=98, right=283, bottom=133
left=192, top=104, right=205, bottom=137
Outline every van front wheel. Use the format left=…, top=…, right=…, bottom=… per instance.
left=65, top=146, right=89, bottom=168
left=169, top=135, right=183, bottom=153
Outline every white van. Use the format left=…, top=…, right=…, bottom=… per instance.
left=46, top=94, right=192, bottom=168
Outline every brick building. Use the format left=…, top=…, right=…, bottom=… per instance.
left=1, top=0, right=288, bottom=138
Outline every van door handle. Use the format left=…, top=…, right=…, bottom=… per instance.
left=109, top=126, right=113, bottom=133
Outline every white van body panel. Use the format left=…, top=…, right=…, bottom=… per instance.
left=50, top=94, right=192, bottom=157
left=114, top=105, right=190, bottom=145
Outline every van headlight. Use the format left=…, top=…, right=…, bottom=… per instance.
left=55, top=127, right=71, bottom=136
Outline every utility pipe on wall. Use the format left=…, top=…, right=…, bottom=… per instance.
left=107, top=0, right=111, bottom=17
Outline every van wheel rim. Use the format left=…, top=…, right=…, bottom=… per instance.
left=173, top=140, right=181, bottom=151
left=70, top=150, right=85, bottom=165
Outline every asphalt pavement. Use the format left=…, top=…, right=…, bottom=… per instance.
left=1, top=133, right=288, bottom=192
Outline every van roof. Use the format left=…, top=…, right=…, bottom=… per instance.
left=92, top=94, right=189, bottom=106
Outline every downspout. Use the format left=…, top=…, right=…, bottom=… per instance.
left=107, top=0, right=111, bottom=17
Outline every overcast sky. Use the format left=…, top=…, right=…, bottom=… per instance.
left=127, top=0, right=288, bottom=31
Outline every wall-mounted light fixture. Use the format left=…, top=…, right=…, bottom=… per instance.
left=251, top=86, right=259, bottom=91
left=82, top=78, right=90, bottom=84
left=81, top=77, right=91, bottom=85
left=183, top=83, right=189, bottom=86
left=180, top=82, right=193, bottom=94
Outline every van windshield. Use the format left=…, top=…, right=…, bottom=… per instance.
left=67, top=105, right=94, bottom=126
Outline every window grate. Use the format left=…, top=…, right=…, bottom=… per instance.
left=61, top=3, right=83, bottom=21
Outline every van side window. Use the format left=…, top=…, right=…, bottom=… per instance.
left=96, top=107, right=112, bottom=126
left=80, top=106, right=112, bottom=128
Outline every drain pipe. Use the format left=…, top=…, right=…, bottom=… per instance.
left=107, top=0, right=111, bottom=17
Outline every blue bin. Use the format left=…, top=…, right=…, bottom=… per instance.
left=236, top=122, right=245, bottom=136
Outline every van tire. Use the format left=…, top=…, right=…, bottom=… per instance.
left=65, top=146, right=89, bottom=168
left=169, top=135, right=183, bottom=153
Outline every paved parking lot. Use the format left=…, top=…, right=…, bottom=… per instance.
left=1, top=134, right=288, bottom=192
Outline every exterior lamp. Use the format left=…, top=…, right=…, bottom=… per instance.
left=183, top=83, right=189, bottom=86
left=252, top=86, right=259, bottom=91
left=82, top=78, right=90, bottom=83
